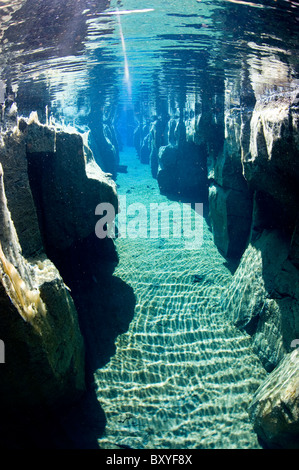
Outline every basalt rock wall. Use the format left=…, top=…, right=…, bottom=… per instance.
left=0, top=157, right=85, bottom=416
left=0, top=111, right=118, bottom=424
left=215, top=89, right=299, bottom=448
left=220, top=90, right=299, bottom=368
left=144, top=85, right=299, bottom=448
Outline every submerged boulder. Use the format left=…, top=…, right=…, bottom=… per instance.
left=23, top=115, right=118, bottom=255
left=222, top=229, right=299, bottom=371
left=209, top=183, right=252, bottom=258
left=157, top=144, right=178, bottom=195
left=140, top=133, right=151, bottom=164
left=157, top=120, right=208, bottom=200
left=149, top=117, right=169, bottom=178
left=88, top=121, right=119, bottom=177
left=249, top=349, right=299, bottom=449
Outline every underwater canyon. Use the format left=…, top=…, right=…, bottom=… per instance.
left=0, top=0, right=298, bottom=450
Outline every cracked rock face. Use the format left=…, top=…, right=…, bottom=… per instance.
left=208, top=109, right=253, bottom=258
left=249, top=349, right=299, bottom=449
left=221, top=229, right=299, bottom=371
left=0, top=161, right=85, bottom=415
left=0, top=121, right=44, bottom=258
left=0, top=113, right=118, bottom=417
left=216, top=89, right=299, bottom=447
left=243, top=90, right=299, bottom=225
left=220, top=91, right=299, bottom=366
left=23, top=114, right=118, bottom=254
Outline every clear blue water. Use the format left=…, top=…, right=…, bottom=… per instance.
left=0, top=0, right=298, bottom=449
left=94, top=147, right=267, bottom=449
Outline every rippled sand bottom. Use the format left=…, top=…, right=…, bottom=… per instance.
left=95, top=148, right=267, bottom=449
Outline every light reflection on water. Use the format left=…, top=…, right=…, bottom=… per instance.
left=0, top=0, right=298, bottom=115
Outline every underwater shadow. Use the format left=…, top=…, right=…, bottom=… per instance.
left=222, top=258, right=240, bottom=275
left=258, top=229, right=298, bottom=371
left=46, top=233, right=136, bottom=448
left=159, top=190, right=210, bottom=221
left=0, top=388, right=107, bottom=449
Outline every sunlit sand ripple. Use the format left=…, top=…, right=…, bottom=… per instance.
left=95, top=148, right=267, bottom=449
